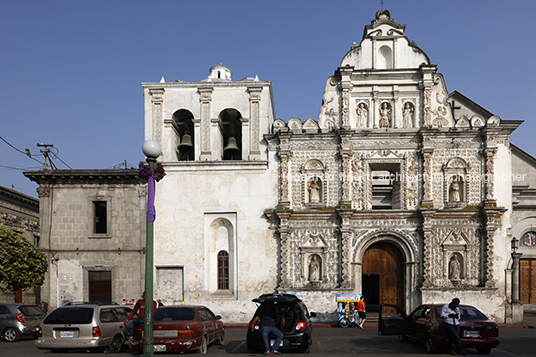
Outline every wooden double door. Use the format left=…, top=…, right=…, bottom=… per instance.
left=362, top=242, right=404, bottom=312
left=520, top=259, right=536, bottom=304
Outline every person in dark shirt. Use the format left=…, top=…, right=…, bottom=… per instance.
left=251, top=303, right=286, bottom=355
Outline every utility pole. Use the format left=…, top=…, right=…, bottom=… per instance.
left=37, top=143, right=57, bottom=170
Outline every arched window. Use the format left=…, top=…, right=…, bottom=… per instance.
left=217, top=250, right=229, bottom=290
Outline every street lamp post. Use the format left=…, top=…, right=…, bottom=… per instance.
left=511, top=236, right=523, bottom=323
left=142, top=140, right=162, bottom=357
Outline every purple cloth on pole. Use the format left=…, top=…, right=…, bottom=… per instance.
left=147, top=173, right=156, bottom=222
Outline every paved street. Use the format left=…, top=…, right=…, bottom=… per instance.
left=3, top=324, right=536, bottom=356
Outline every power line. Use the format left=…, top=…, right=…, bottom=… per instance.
left=0, top=135, right=44, bottom=165
left=0, top=164, right=42, bottom=171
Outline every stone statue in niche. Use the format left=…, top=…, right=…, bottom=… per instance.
left=449, top=255, right=462, bottom=280
left=403, top=102, right=414, bottom=128
left=356, top=103, right=368, bottom=128
left=308, top=254, right=321, bottom=282
left=449, top=177, right=462, bottom=202
left=308, top=179, right=321, bottom=203
left=379, top=102, right=391, bottom=128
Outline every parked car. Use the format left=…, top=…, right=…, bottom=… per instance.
left=0, top=303, right=44, bottom=342
left=35, top=303, right=133, bottom=353
left=246, top=293, right=316, bottom=353
left=378, top=303, right=500, bottom=354
left=129, top=305, right=225, bottom=354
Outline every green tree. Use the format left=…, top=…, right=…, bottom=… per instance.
left=0, top=225, right=48, bottom=296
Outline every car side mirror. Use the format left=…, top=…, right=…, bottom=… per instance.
left=309, top=312, right=317, bottom=318
left=215, top=315, right=222, bottom=320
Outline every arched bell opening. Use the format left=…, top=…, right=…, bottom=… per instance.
left=173, top=109, right=195, bottom=161
left=220, top=108, right=242, bottom=160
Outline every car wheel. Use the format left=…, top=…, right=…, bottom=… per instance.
left=107, top=334, right=123, bottom=353
left=3, top=327, right=20, bottom=342
left=425, top=334, right=437, bottom=354
left=476, top=346, right=492, bottom=355
left=216, top=329, right=225, bottom=345
left=338, top=317, right=350, bottom=328
left=196, top=336, right=207, bottom=354
left=399, top=334, right=408, bottom=342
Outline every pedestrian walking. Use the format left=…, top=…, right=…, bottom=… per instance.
left=357, top=296, right=366, bottom=328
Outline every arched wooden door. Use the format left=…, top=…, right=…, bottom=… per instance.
left=362, top=242, right=404, bottom=311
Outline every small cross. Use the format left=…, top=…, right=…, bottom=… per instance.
left=451, top=100, right=461, bottom=118
left=381, top=0, right=384, bottom=11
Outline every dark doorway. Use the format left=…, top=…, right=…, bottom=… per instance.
left=362, top=241, right=404, bottom=312
left=88, top=271, right=112, bottom=304
left=362, top=274, right=380, bottom=311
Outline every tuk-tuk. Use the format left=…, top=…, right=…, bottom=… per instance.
left=336, top=294, right=362, bottom=328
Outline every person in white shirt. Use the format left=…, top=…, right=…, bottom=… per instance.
left=440, top=298, right=467, bottom=355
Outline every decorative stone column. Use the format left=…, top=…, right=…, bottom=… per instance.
left=198, top=87, right=213, bottom=161
left=247, top=86, right=262, bottom=160
left=149, top=88, right=164, bottom=144
left=340, top=228, right=353, bottom=289
left=484, top=148, right=497, bottom=206
left=421, top=148, right=434, bottom=208
left=421, top=213, right=434, bottom=287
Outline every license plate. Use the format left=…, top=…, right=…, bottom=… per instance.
left=270, top=340, right=283, bottom=347
left=153, top=344, right=166, bottom=352
left=60, top=331, right=74, bottom=338
left=464, top=330, right=479, bottom=338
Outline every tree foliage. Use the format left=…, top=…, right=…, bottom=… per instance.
left=0, top=225, right=48, bottom=293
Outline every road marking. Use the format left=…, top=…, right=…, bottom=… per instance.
left=232, top=340, right=245, bottom=353
left=317, top=340, right=323, bottom=350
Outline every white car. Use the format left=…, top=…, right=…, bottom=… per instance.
left=35, top=303, right=134, bottom=353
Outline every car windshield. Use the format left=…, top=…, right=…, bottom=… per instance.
left=19, top=306, right=44, bottom=316
left=435, top=306, right=488, bottom=321
left=43, top=307, right=94, bottom=324
left=154, top=307, right=195, bottom=321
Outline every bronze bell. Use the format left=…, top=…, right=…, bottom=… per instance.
left=178, top=133, right=193, bottom=151
left=224, top=136, right=240, bottom=158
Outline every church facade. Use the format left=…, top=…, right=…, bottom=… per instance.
left=143, top=10, right=531, bottom=323
left=26, top=10, right=536, bottom=323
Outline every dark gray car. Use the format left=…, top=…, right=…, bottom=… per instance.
left=0, top=303, right=45, bottom=342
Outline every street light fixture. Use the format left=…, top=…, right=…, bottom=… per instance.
left=511, top=236, right=519, bottom=254
left=142, top=140, right=161, bottom=357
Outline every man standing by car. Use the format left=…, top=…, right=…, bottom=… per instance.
left=123, top=291, right=157, bottom=344
left=251, top=302, right=286, bottom=355
left=440, top=298, right=467, bottom=355
left=357, top=296, right=366, bottom=328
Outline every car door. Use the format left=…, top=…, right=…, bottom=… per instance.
left=0, top=305, right=10, bottom=332
left=413, top=306, right=432, bottom=341
left=198, top=308, right=215, bottom=343
left=205, top=308, right=223, bottom=341
left=99, top=307, right=122, bottom=343
left=378, top=304, right=407, bottom=336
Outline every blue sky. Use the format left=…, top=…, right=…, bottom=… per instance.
left=1, top=0, right=535, bottom=198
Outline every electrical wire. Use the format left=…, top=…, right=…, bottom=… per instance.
left=0, top=135, right=44, bottom=165
left=50, top=151, right=72, bottom=169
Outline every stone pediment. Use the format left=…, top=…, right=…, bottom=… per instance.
left=442, top=230, right=469, bottom=246
left=301, top=233, right=327, bottom=248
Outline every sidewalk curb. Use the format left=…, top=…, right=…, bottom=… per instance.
left=226, top=324, right=536, bottom=329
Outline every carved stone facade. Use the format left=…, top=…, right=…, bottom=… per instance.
left=25, top=10, right=532, bottom=323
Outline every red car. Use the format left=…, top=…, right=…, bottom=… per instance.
left=379, top=303, right=499, bottom=354
left=130, top=305, right=225, bottom=354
